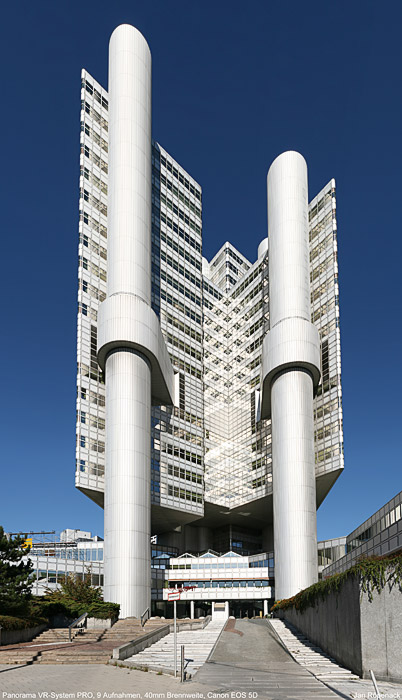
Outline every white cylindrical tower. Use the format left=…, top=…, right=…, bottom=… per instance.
left=263, top=151, right=320, bottom=600
left=101, top=24, right=153, bottom=619
left=107, top=24, right=152, bottom=304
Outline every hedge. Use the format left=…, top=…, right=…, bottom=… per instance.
left=0, top=614, right=48, bottom=631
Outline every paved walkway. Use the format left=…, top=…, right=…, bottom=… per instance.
left=0, top=662, right=214, bottom=695
left=2, top=618, right=402, bottom=699
left=193, top=618, right=338, bottom=698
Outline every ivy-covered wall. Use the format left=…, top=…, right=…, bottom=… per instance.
left=274, top=556, right=402, bottom=682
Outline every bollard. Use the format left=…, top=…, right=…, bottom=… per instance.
left=180, top=644, right=185, bottom=682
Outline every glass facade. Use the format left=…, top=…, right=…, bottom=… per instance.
left=322, top=491, right=402, bottom=576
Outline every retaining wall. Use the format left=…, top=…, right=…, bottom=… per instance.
left=276, top=577, right=402, bottom=682
left=0, top=624, right=47, bottom=646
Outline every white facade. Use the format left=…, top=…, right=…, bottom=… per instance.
left=75, top=24, right=344, bottom=616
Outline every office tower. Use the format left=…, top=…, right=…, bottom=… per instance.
left=76, top=24, right=343, bottom=617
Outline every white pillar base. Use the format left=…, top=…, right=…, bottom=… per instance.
left=272, top=368, right=318, bottom=600
left=104, top=348, right=151, bottom=619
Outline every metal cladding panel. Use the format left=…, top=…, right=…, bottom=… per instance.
left=272, top=369, right=318, bottom=598
left=97, top=293, right=174, bottom=405
left=266, top=151, right=319, bottom=599
left=107, top=24, right=152, bottom=304
left=267, top=151, right=310, bottom=327
left=104, top=348, right=151, bottom=617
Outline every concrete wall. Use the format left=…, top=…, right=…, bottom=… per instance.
left=87, top=617, right=115, bottom=629
left=276, top=577, right=402, bottom=682
left=360, top=581, right=402, bottom=682
left=0, top=624, right=47, bottom=646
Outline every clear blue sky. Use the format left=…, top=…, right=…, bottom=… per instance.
left=1, top=0, right=401, bottom=543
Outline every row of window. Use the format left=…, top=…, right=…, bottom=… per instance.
left=160, top=249, right=201, bottom=289
left=160, top=173, right=201, bottom=218
left=31, top=548, right=103, bottom=561
left=78, top=302, right=97, bottom=321
left=163, top=443, right=202, bottom=465
left=203, top=281, right=223, bottom=300
left=77, top=411, right=105, bottom=430
left=77, top=458, right=104, bottom=478
left=161, top=311, right=202, bottom=344
left=82, top=143, right=108, bottom=175
left=309, top=210, right=333, bottom=243
left=311, top=252, right=335, bottom=284
left=81, top=188, right=107, bottom=217
left=80, top=207, right=107, bottom=238
left=81, top=122, right=108, bottom=154
left=78, top=435, right=105, bottom=453
left=81, top=166, right=107, bottom=195
left=77, top=361, right=104, bottom=384
left=79, top=278, right=106, bottom=302
left=167, top=465, right=203, bottom=484
left=160, top=192, right=200, bottom=232
left=160, top=210, right=201, bottom=244
left=168, top=580, right=271, bottom=588
left=161, top=269, right=201, bottom=307
left=159, top=154, right=201, bottom=201
left=231, top=262, right=264, bottom=300
left=82, top=79, right=108, bottom=110
left=160, top=229, right=201, bottom=271
left=166, top=331, right=202, bottom=363
left=347, top=503, right=402, bottom=552
left=310, top=232, right=334, bottom=265
left=167, top=485, right=203, bottom=503
left=308, top=191, right=333, bottom=221
left=160, top=288, right=201, bottom=325
left=79, top=255, right=107, bottom=282
left=80, top=233, right=107, bottom=260
left=79, top=387, right=105, bottom=407
left=315, top=443, right=342, bottom=464
left=81, top=100, right=108, bottom=132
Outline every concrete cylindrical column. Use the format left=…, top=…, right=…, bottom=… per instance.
left=103, top=24, right=153, bottom=618
left=268, top=151, right=310, bottom=328
left=271, top=369, right=317, bottom=598
left=267, top=151, right=318, bottom=600
left=104, top=348, right=151, bottom=618
left=107, top=24, right=152, bottom=304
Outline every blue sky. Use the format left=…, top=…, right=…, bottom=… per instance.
left=0, top=0, right=401, bottom=543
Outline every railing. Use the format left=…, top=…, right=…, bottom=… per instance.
left=68, top=612, right=88, bottom=642
left=140, top=607, right=150, bottom=627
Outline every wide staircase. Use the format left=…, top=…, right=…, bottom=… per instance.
left=269, top=618, right=360, bottom=682
left=99, top=617, right=168, bottom=644
left=122, top=619, right=225, bottom=677
left=0, top=619, right=171, bottom=665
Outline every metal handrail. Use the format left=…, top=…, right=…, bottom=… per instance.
left=140, top=607, right=150, bottom=627
left=68, top=612, right=88, bottom=642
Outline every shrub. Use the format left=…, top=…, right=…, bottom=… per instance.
left=0, top=614, right=48, bottom=631
left=30, top=573, right=120, bottom=620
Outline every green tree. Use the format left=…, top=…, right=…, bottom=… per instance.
left=57, top=571, right=104, bottom=606
left=0, top=526, right=34, bottom=615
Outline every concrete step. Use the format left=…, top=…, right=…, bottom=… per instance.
left=0, top=653, right=39, bottom=664
left=122, top=620, right=225, bottom=676
left=269, top=619, right=360, bottom=681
